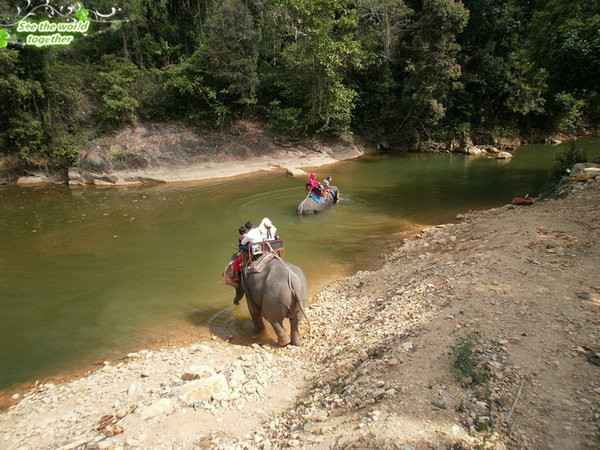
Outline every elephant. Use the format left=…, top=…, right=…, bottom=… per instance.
left=297, top=185, right=340, bottom=215
left=231, top=255, right=309, bottom=346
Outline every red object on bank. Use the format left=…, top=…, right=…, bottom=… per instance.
left=512, top=197, right=535, bottom=205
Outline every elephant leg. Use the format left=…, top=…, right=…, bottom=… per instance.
left=245, top=293, right=264, bottom=332
left=290, top=316, right=302, bottom=346
left=271, top=321, right=291, bottom=347
left=232, top=287, right=244, bottom=305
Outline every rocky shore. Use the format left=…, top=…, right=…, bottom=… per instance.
left=1, top=173, right=599, bottom=449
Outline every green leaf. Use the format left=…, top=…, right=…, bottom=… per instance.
left=0, top=28, right=10, bottom=47
left=76, top=8, right=89, bottom=21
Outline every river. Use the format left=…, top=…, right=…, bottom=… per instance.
left=1, top=138, right=598, bottom=390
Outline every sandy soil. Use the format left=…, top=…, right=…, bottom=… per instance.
left=1, top=176, right=599, bottom=449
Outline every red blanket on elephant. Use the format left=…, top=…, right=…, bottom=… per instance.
left=222, top=261, right=238, bottom=287
left=246, top=252, right=276, bottom=273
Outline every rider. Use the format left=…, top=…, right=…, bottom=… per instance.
left=240, top=221, right=262, bottom=246
left=309, top=173, right=320, bottom=190
left=233, top=225, right=248, bottom=280
left=308, top=173, right=325, bottom=197
left=258, top=217, right=278, bottom=241
left=321, top=176, right=339, bottom=203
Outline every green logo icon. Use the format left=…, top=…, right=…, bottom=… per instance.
left=76, top=8, right=89, bottom=21
left=0, top=29, right=9, bottom=48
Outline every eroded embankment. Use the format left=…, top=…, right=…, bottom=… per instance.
left=3, top=122, right=372, bottom=187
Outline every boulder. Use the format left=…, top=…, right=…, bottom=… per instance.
left=181, top=365, right=216, bottom=381
left=140, top=398, right=175, bottom=420
left=464, top=146, right=485, bottom=156
left=579, top=168, right=600, bottom=180
left=68, top=167, right=85, bottom=186
left=285, top=167, right=308, bottom=177
left=571, top=163, right=600, bottom=180
left=16, top=176, right=49, bottom=186
left=496, top=151, right=513, bottom=159
left=546, top=137, right=562, bottom=145
left=178, top=374, right=228, bottom=404
left=80, top=148, right=112, bottom=173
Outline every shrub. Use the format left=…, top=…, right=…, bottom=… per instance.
left=94, top=56, right=142, bottom=130
left=550, top=92, right=584, bottom=133
left=3, top=113, right=44, bottom=161
left=450, top=333, right=488, bottom=385
left=542, top=142, right=588, bottom=197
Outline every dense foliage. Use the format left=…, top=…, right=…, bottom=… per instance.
left=0, top=0, right=599, bottom=166
left=542, top=142, right=590, bottom=197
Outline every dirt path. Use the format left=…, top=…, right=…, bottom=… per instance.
left=1, top=177, right=599, bottom=449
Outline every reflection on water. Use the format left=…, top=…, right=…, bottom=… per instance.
left=1, top=137, right=599, bottom=389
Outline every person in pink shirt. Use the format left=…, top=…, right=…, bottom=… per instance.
left=309, top=173, right=320, bottom=188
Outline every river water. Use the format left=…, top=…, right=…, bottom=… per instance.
left=1, top=138, right=599, bottom=389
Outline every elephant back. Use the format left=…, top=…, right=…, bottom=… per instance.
left=245, top=252, right=277, bottom=274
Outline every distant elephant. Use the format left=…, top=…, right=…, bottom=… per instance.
left=232, top=256, right=309, bottom=346
left=297, top=185, right=340, bottom=215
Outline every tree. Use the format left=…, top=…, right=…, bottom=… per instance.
left=530, top=0, right=600, bottom=95
left=94, top=56, right=141, bottom=129
left=398, top=0, right=469, bottom=143
left=452, top=0, right=543, bottom=133
left=0, top=49, right=44, bottom=158
left=350, top=0, right=413, bottom=141
left=259, top=0, right=362, bottom=137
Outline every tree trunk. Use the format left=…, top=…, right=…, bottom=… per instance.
left=122, top=28, right=129, bottom=60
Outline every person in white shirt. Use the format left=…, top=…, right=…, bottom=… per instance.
left=322, top=176, right=332, bottom=188
left=240, top=222, right=263, bottom=245
left=258, top=217, right=278, bottom=241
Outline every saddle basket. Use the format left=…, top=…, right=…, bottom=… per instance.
left=249, top=239, right=285, bottom=259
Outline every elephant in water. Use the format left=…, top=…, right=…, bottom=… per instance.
left=297, top=186, right=340, bottom=215
left=232, top=256, right=309, bottom=346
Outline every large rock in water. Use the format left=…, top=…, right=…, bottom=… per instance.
left=68, top=167, right=85, bottom=186
left=16, top=175, right=50, bottom=186
left=496, top=151, right=513, bottom=159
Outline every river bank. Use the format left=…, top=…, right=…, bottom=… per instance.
left=1, top=122, right=372, bottom=187
left=3, top=120, right=593, bottom=187
left=1, top=171, right=599, bottom=449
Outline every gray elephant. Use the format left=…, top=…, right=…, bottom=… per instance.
left=231, top=256, right=309, bottom=346
left=297, top=185, right=340, bottom=215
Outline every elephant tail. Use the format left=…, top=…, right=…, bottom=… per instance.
left=291, top=284, right=311, bottom=333
left=288, top=272, right=310, bottom=332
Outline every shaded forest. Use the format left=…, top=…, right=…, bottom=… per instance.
left=1, top=0, right=599, bottom=168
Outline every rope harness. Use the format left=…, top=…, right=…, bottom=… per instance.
left=299, top=186, right=332, bottom=213
left=298, top=189, right=312, bottom=215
